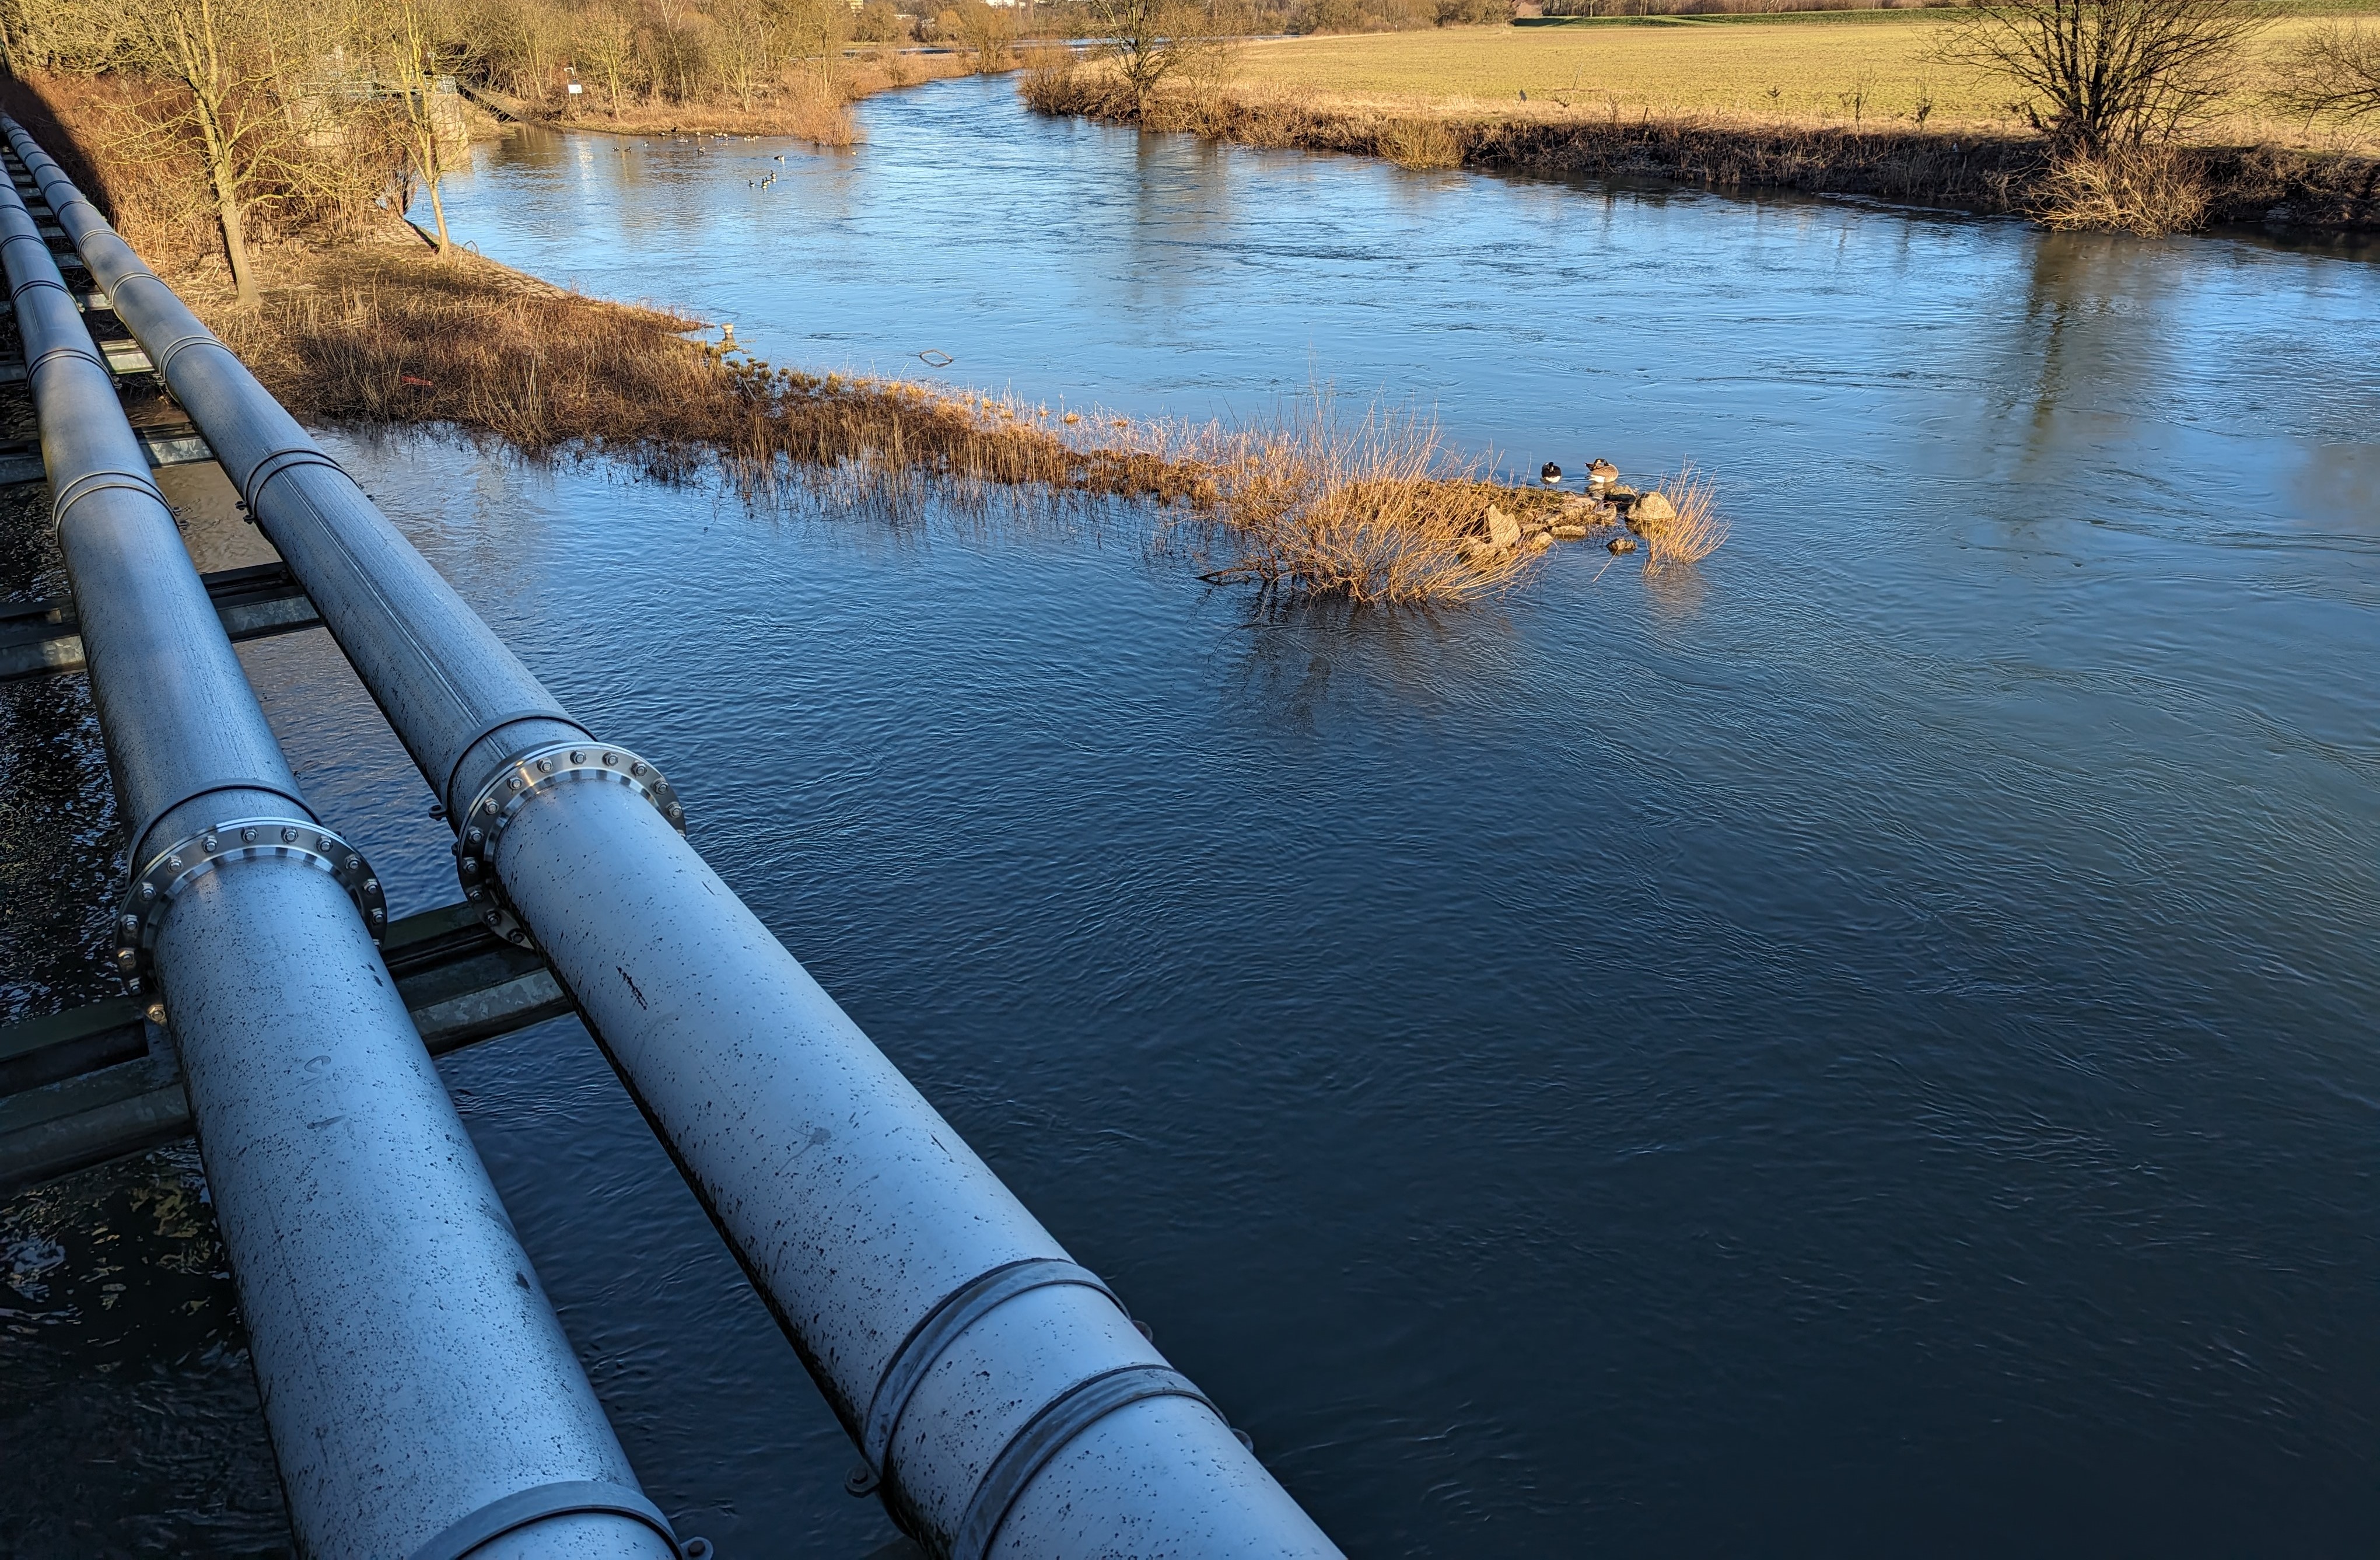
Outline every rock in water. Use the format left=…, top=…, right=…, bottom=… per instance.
left=1632, top=490, right=1678, bottom=524
left=1485, top=505, right=1521, bottom=548
left=1550, top=524, right=1589, bottom=540
left=1606, top=536, right=1638, bottom=554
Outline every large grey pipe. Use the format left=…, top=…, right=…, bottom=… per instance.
left=8, top=118, right=1339, bottom=1559
left=0, top=143, right=682, bottom=1560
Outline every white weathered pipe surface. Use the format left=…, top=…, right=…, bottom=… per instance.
left=6, top=115, right=1342, bottom=1559
left=0, top=135, right=679, bottom=1560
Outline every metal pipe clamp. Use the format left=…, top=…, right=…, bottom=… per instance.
left=116, top=818, right=387, bottom=1026
left=453, top=741, right=686, bottom=949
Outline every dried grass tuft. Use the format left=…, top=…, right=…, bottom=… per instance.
left=1160, top=398, right=1543, bottom=604
left=1636, top=468, right=1730, bottom=571
left=2026, top=145, right=2211, bottom=236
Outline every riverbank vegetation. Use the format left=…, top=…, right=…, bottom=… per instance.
left=212, top=240, right=1622, bottom=601
left=0, top=0, right=1726, bottom=604
left=1024, top=4, right=2380, bottom=234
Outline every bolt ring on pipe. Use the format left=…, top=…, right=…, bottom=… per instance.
left=240, top=444, right=353, bottom=517
left=453, top=740, right=684, bottom=948
left=117, top=818, right=388, bottom=1020
left=439, top=707, right=593, bottom=819
left=121, top=779, right=320, bottom=872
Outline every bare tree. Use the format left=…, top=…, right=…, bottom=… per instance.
left=575, top=1, right=643, bottom=117
left=953, top=0, right=1013, bottom=74
left=776, top=0, right=850, bottom=93
left=2269, top=20, right=2380, bottom=123
left=708, top=0, right=778, bottom=111
left=1086, top=0, right=1219, bottom=116
left=374, top=0, right=462, bottom=253
left=1949, top=0, right=2266, bottom=153
left=72, top=0, right=351, bottom=305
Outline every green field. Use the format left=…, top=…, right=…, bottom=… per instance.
left=1228, top=14, right=2362, bottom=134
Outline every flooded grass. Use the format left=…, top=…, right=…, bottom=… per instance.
left=213, top=242, right=1584, bottom=605
left=1635, top=468, right=1731, bottom=572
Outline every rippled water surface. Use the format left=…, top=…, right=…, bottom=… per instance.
left=5, top=75, right=2378, bottom=1557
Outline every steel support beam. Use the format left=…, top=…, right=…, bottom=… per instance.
left=1, top=559, right=319, bottom=679
left=0, top=899, right=575, bottom=1194
left=7, top=114, right=1339, bottom=1560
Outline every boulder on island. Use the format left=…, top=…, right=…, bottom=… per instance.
left=1485, top=504, right=1521, bottom=548
left=1632, top=490, right=1677, bottom=525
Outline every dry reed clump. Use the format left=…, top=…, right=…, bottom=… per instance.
left=1377, top=118, right=1466, bottom=171
left=215, top=243, right=1549, bottom=604
left=779, top=79, right=862, bottom=148
left=1633, top=468, right=1730, bottom=571
left=2025, top=145, right=2211, bottom=236
left=1158, top=402, right=1547, bottom=603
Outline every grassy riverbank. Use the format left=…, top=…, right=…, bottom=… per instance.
left=209, top=236, right=1636, bottom=602
left=2, top=68, right=1713, bottom=606
left=1026, top=16, right=2380, bottom=235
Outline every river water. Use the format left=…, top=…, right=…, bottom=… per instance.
left=5, top=75, right=2378, bottom=1557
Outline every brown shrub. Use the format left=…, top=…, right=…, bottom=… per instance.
left=1378, top=117, right=1465, bottom=169
left=2028, top=144, right=2210, bottom=235
left=1160, top=400, right=1546, bottom=603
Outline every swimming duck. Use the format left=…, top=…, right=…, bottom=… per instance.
left=1541, top=461, right=1562, bottom=484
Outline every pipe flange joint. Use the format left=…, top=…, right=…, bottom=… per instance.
left=115, top=818, right=387, bottom=1026
left=453, top=741, right=686, bottom=950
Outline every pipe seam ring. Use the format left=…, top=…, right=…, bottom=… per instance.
left=52, top=471, right=169, bottom=540
left=2, top=270, right=68, bottom=302
left=440, top=706, right=592, bottom=818
left=452, top=740, right=685, bottom=951
left=26, top=340, right=107, bottom=381
left=863, top=1257, right=1125, bottom=1478
left=116, top=817, right=386, bottom=1024
left=149, top=324, right=226, bottom=383
left=949, top=1364, right=1226, bottom=1560
left=0, top=229, right=60, bottom=270
left=238, top=443, right=347, bottom=515
left=405, top=1478, right=689, bottom=1560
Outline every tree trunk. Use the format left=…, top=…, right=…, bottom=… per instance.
left=426, top=171, right=453, bottom=254
left=216, top=183, right=258, bottom=307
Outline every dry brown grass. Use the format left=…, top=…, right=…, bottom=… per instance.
left=1633, top=468, right=1730, bottom=570
left=1158, top=400, right=1549, bottom=602
left=2027, top=145, right=2212, bottom=235
left=209, top=240, right=1561, bottom=604
left=1377, top=117, right=1466, bottom=169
